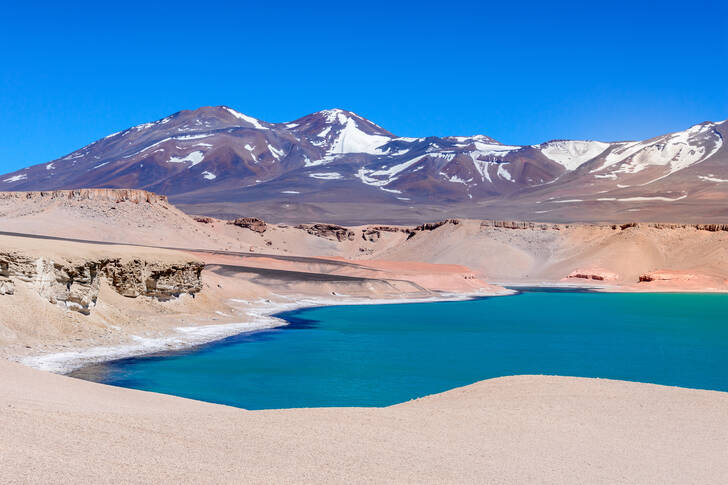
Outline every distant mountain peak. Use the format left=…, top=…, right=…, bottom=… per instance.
left=1, top=109, right=726, bottom=218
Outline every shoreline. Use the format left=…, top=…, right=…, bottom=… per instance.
left=19, top=282, right=728, bottom=376
left=19, top=289, right=513, bottom=375
left=16, top=282, right=728, bottom=376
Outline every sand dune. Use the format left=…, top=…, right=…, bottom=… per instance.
left=1, top=359, right=727, bottom=484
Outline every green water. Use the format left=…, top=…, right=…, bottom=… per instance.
left=75, top=290, right=728, bottom=409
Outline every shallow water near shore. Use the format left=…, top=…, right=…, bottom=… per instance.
left=71, top=291, right=728, bottom=409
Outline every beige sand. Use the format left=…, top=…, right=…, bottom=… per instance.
left=1, top=359, right=727, bottom=484
left=3, top=190, right=728, bottom=483
left=1, top=231, right=498, bottom=368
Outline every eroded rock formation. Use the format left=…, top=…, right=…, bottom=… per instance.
left=228, top=217, right=267, bottom=233
left=296, top=224, right=356, bottom=242
left=361, top=225, right=409, bottom=242
left=101, top=259, right=203, bottom=299
left=483, top=221, right=566, bottom=231
left=406, top=219, right=461, bottom=239
left=0, top=188, right=169, bottom=205
left=0, top=251, right=203, bottom=315
left=566, top=268, right=619, bottom=282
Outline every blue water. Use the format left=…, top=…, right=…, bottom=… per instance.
left=74, top=291, right=728, bottom=409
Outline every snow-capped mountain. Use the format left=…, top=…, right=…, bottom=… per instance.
left=2, top=106, right=726, bottom=223
left=287, top=109, right=395, bottom=158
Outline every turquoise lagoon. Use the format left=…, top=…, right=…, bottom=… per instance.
left=72, top=290, right=728, bottom=409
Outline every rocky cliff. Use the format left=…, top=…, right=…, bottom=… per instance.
left=0, top=188, right=169, bottom=205
left=0, top=250, right=203, bottom=315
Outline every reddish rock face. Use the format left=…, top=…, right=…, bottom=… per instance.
left=569, top=273, right=605, bottom=281
left=565, top=268, right=619, bottom=282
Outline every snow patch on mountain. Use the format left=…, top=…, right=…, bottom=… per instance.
left=433, top=152, right=456, bottom=162
left=617, top=194, right=687, bottom=202
left=201, top=171, right=216, bottom=180
left=497, top=163, right=514, bottom=182
left=540, top=140, right=609, bottom=170
left=472, top=160, right=494, bottom=183
left=309, top=172, right=343, bottom=180
left=592, top=122, right=723, bottom=180
left=123, top=133, right=214, bottom=159
left=268, top=144, right=285, bottom=160
left=329, top=117, right=391, bottom=155
left=449, top=134, right=498, bottom=145
left=102, top=131, right=122, bottom=140
left=304, top=155, right=338, bottom=168
left=472, top=141, right=519, bottom=157
left=177, top=134, right=213, bottom=141
left=3, top=173, right=27, bottom=183
left=223, top=107, right=268, bottom=130
left=441, top=173, right=468, bottom=184
left=168, top=151, right=204, bottom=167
left=698, top=175, right=728, bottom=183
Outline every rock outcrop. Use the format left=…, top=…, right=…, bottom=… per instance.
left=566, top=268, right=619, bottom=282
left=361, top=225, right=409, bottom=242
left=638, top=271, right=697, bottom=283
left=228, top=217, right=267, bottom=233
left=0, top=259, right=13, bottom=295
left=100, top=259, right=203, bottom=299
left=634, top=270, right=728, bottom=290
left=0, top=251, right=203, bottom=315
left=295, top=224, right=356, bottom=242
left=412, top=219, right=461, bottom=232
left=0, top=188, right=169, bottom=205
left=483, top=221, right=567, bottom=231
left=407, top=219, right=461, bottom=239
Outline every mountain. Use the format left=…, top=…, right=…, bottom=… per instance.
left=1, top=106, right=726, bottom=223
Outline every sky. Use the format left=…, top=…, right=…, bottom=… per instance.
left=1, top=0, right=727, bottom=173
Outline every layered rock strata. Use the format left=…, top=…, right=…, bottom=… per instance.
left=0, top=188, right=168, bottom=204
left=0, top=251, right=203, bottom=315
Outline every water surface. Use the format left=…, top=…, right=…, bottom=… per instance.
left=72, top=291, right=728, bottom=409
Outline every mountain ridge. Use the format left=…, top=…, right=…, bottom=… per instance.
left=1, top=106, right=726, bottom=223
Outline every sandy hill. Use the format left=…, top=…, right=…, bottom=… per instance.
left=2, top=359, right=727, bottom=483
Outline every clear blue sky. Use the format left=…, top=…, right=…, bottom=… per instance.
left=1, top=0, right=726, bottom=172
